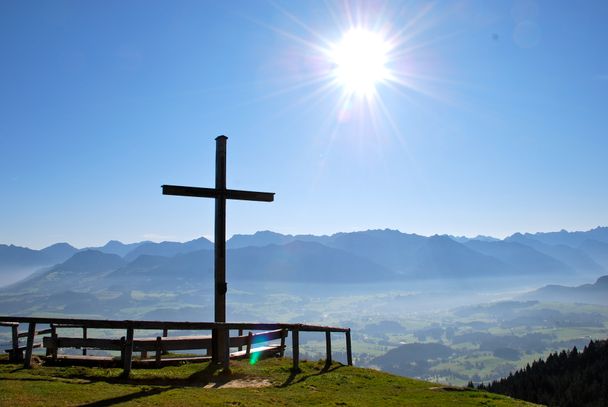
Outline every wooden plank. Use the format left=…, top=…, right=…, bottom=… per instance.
left=161, top=185, right=274, bottom=203
left=17, top=328, right=52, bottom=338
left=325, top=330, right=332, bottom=365
left=229, top=329, right=285, bottom=348
left=0, top=321, right=19, bottom=327
left=0, top=316, right=350, bottom=335
left=224, top=189, right=274, bottom=202
left=6, top=342, right=42, bottom=352
left=0, top=316, right=221, bottom=330
left=136, top=336, right=212, bottom=351
left=44, top=336, right=124, bottom=350
left=23, top=322, right=36, bottom=369
left=292, top=328, right=300, bottom=372
left=231, top=345, right=282, bottom=359
left=162, top=185, right=219, bottom=199
left=346, top=329, right=353, bottom=366
left=44, top=335, right=212, bottom=352
left=123, top=327, right=134, bottom=374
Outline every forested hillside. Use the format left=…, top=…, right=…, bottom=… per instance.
left=477, top=340, right=608, bottom=407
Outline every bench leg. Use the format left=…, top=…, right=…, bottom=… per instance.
left=23, top=323, right=36, bottom=369
left=123, top=328, right=134, bottom=374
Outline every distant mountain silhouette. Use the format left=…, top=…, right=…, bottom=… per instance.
left=123, top=237, right=213, bottom=262
left=5, top=250, right=126, bottom=293
left=90, top=240, right=148, bottom=257
left=579, top=239, right=608, bottom=269
left=508, top=226, right=608, bottom=247
left=401, top=235, right=508, bottom=277
left=0, top=243, right=79, bottom=286
left=228, top=240, right=393, bottom=283
left=39, top=243, right=79, bottom=264
left=0, top=243, right=77, bottom=272
left=520, top=275, right=608, bottom=305
left=227, top=230, right=296, bottom=249
left=464, top=240, right=571, bottom=275
left=506, top=233, right=602, bottom=273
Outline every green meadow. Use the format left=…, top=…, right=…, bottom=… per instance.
left=0, top=356, right=537, bottom=406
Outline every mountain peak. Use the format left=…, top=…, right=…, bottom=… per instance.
left=59, top=250, right=125, bottom=273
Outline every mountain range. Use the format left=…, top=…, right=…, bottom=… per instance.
left=1, top=227, right=607, bottom=290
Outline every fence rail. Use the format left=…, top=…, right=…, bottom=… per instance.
left=0, top=316, right=352, bottom=374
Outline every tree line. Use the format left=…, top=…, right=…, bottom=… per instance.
left=473, top=339, right=607, bottom=407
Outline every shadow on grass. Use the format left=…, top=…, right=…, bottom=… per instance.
left=78, top=387, right=169, bottom=407
left=279, top=362, right=345, bottom=388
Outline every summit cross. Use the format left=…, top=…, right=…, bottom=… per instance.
left=162, top=135, right=274, bottom=366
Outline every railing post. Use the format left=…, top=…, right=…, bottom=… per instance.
left=162, top=328, right=169, bottom=355
left=279, top=329, right=287, bottom=357
left=325, top=330, right=332, bottom=366
left=23, top=322, right=36, bottom=369
left=238, top=328, right=244, bottom=351
left=292, top=328, right=300, bottom=372
left=123, top=327, right=134, bottom=374
left=346, top=329, right=353, bottom=366
left=82, top=326, right=87, bottom=356
left=245, top=331, right=253, bottom=358
left=51, top=324, right=58, bottom=360
left=221, top=327, right=230, bottom=369
left=10, top=324, right=19, bottom=362
left=155, top=336, right=162, bottom=367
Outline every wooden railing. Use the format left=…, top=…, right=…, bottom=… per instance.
left=0, top=316, right=352, bottom=374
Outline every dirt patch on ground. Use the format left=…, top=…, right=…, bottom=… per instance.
left=204, top=378, right=272, bottom=389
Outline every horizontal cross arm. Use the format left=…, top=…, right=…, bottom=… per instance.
left=162, top=185, right=274, bottom=202
left=162, top=185, right=218, bottom=198
left=225, top=189, right=274, bottom=202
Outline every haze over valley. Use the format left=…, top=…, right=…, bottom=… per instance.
left=2, top=226, right=607, bottom=385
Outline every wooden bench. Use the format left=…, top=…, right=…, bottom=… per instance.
left=43, top=328, right=287, bottom=367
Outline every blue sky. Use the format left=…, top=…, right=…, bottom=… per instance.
left=1, top=0, right=607, bottom=249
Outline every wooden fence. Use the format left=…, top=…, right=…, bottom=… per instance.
left=0, top=316, right=352, bottom=374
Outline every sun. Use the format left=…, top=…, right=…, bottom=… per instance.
left=329, top=28, right=390, bottom=97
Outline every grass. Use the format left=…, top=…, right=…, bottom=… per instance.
left=0, top=355, right=537, bottom=406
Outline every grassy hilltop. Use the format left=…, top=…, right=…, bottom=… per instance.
left=0, top=356, right=536, bottom=406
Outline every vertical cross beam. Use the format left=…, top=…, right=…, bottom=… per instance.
left=213, top=136, right=229, bottom=366
left=215, top=135, right=227, bottom=323
left=23, top=322, right=36, bottom=369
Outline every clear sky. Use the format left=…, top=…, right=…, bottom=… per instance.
left=1, top=0, right=607, bottom=249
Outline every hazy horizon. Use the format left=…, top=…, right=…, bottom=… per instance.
left=3, top=224, right=607, bottom=251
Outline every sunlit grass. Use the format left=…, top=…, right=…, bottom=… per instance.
left=0, top=356, right=537, bottom=406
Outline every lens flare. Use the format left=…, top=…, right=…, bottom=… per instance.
left=330, top=28, right=390, bottom=96
left=249, top=350, right=261, bottom=365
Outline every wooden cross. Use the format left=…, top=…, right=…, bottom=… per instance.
left=162, top=135, right=274, bottom=366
